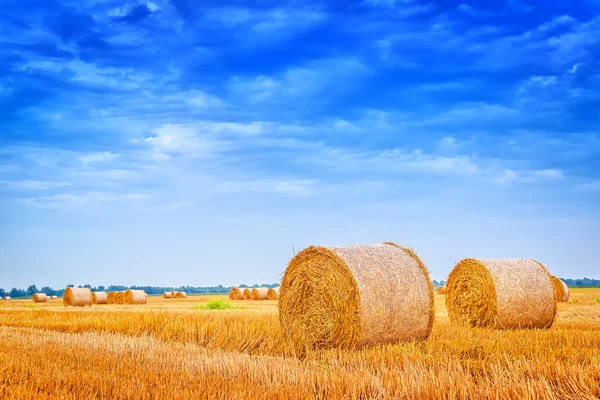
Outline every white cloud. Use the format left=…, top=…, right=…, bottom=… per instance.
left=78, top=152, right=119, bottom=164
left=187, top=90, right=225, bottom=108
left=252, top=9, right=326, bottom=34
left=576, top=181, right=600, bottom=192
left=274, top=180, right=314, bottom=196
left=533, top=169, right=563, bottom=180
left=0, top=180, right=70, bottom=190
left=21, top=192, right=146, bottom=209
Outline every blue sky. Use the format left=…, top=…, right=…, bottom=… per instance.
left=1, top=0, right=599, bottom=289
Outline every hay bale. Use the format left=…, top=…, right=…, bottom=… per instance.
left=92, top=291, right=108, bottom=305
left=267, top=287, right=280, bottom=300
left=125, top=290, right=147, bottom=305
left=559, top=279, right=569, bottom=302
left=446, top=258, right=556, bottom=329
left=175, top=291, right=187, bottom=298
left=251, top=287, right=269, bottom=300
left=4, top=296, right=11, bottom=301
left=229, top=287, right=244, bottom=300
left=107, top=292, right=116, bottom=304
left=171, top=291, right=176, bottom=298
left=437, top=286, right=446, bottom=295
left=63, top=288, right=93, bottom=307
left=163, top=292, right=172, bottom=299
left=51, top=295, right=57, bottom=300
left=115, top=292, right=125, bottom=304
left=243, top=288, right=252, bottom=300
left=549, top=275, right=569, bottom=303
left=32, top=293, right=47, bottom=303
left=279, top=243, right=434, bottom=351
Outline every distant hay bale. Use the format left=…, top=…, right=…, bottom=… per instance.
left=163, top=291, right=172, bottom=298
left=446, top=258, right=556, bottom=329
left=115, top=292, right=125, bottom=305
left=171, top=291, right=176, bottom=298
left=51, top=295, right=57, bottom=300
left=279, top=243, right=434, bottom=351
left=267, top=287, right=280, bottom=300
left=92, top=291, right=108, bottom=305
left=243, top=288, right=252, bottom=300
left=175, top=291, right=187, bottom=298
left=229, top=287, right=244, bottom=300
left=32, top=293, right=47, bottom=303
left=107, top=292, right=116, bottom=304
left=560, top=279, right=569, bottom=302
left=251, top=287, right=269, bottom=300
left=437, top=286, right=446, bottom=295
left=549, top=275, right=569, bottom=303
left=63, top=288, right=93, bottom=307
left=3, top=296, right=10, bottom=301
left=125, top=289, right=147, bottom=305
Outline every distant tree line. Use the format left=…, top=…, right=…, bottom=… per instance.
left=0, top=283, right=280, bottom=299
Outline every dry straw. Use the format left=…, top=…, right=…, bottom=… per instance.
left=125, top=290, right=147, bottom=305
left=243, top=288, right=252, bottom=300
left=92, top=291, right=108, bottom=305
left=51, top=295, right=57, bottom=300
left=549, top=275, right=569, bottom=303
left=559, top=279, right=569, bottom=302
left=279, top=243, right=434, bottom=352
left=63, top=288, right=93, bottom=307
left=446, top=258, right=556, bottom=329
left=229, top=287, right=244, bottom=300
left=107, top=292, right=116, bottom=304
left=437, top=286, right=446, bottom=295
left=251, top=287, right=269, bottom=300
left=4, top=296, right=10, bottom=301
left=32, top=293, right=47, bottom=303
left=115, top=292, right=125, bottom=305
left=175, top=291, right=187, bottom=298
left=171, top=291, right=176, bottom=298
left=267, top=287, right=280, bottom=300
left=163, top=292, right=172, bottom=299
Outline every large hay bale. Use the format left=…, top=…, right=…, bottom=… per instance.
left=279, top=243, right=434, bottom=351
left=163, top=292, right=172, bottom=299
left=107, top=292, right=116, bottom=304
left=251, top=287, right=269, bottom=300
left=243, top=288, right=252, bottom=300
left=229, top=287, right=244, bottom=300
left=63, top=288, right=93, bottom=307
left=33, top=293, right=47, bottom=303
left=559, top=279, right=569, bottom=302
left=115, top=292, right=125, bottom=304
left=92, top=291, right=108, bottom=305
left=437, top=286, right=446, bottom=295
left=446, top=258, right=556, bottom=329
left=175, top=291, right=187, bottom=298
left=125, top=290, right=147, bottom=305
left=267, top=287, right=280, bottom=300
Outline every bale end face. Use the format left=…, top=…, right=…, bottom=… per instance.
left=229, top=287, right=244, bottom=300
left=33, top=293, right=47, bottom=303
left=251, top=287, right=269, bottom=300
left=267, top=287, right=280, bottom=300
left=63, top=288, right=93, bottom=307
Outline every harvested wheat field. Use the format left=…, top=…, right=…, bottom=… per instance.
left=0, top=289, right=599, bottom=399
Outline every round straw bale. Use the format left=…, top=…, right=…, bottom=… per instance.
left=4, top=296, right=11, bottom=301
left=107, top=292, right=116, bottom=304
left=33, top=293, right=47, bottom=303
left=175, top=291, right=187, bottom=298
left=446, top=258, right=556, bottom=329
left=125, top=289, right=147, bottom=305
left=229, top=287, right=244, bottom=300
left=171, top=291, right=176, bottom=298
left=243, top=288, right=252, bottom=300
left=163, top=291, right=172, bottom=299
left=115, top=292, right=125, bottom=304
left=267, top=287, right=280, bottom=300
left=559, top=279, right=569, bottom=302
left=549, top=275, right=567, bottom=303
left=279, top=243, right=434, bottom=351
left=51, top=295, right=58, bottom=300
left=437, top=286, right=446, bottom=295
left=251, top=287, right=269, bottom=300
left=92, top=291, right=108, bottom=305
left=63, top=288, right=93, bottom=307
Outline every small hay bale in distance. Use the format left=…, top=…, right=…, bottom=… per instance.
left=115, top=292, right=125, bottom=304
left=437, top=286, right=446, bottom=295
left=33, top=293, right=47, bottom=303
left=174, top=291, right=187, bottom=298
left=251, top=287, right=269, bottom=300
left=4, top=296, right=11, bottom=301
left=63, top=288, right=93, bottom=307
left=125, top=289, right=147, bottom=305
left=171, top=291, right=176, bottom=298
left=229, top=287, right=244, bottom=300
left=549, top=275, right=569, bottom=303
left=163, top=291, right=172, bottom=299
left=267, top=287, right=280, bottom=300
left=92, top=291, right=108, bottom=305
left=107, top=292, right=116, bottom=304
left=243, top=288, right=252, bottom=300
left=51, top=295, right=57, bottom=300
left=446, top=258, right=556, bottom=329
left=279, top=243, right=434, bottom=351
left=559, top=279, right=569, bottom=302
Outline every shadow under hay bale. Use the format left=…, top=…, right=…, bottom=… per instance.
left=63, top=288, right=93, bottom=307
left=279, top=243, right=434, bottom=352
left=446, top=258, right=556, bottom=329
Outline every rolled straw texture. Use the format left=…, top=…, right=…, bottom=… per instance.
left=560, top=279, right=569, bottom=302
left=279, top=243, right=434, bottom=351
left=446, top=258, right=556, bottom=329
left=92, top=291, right=108, bottom=305
left=229, top=287, right=244, bottom=300
left=125, top=289, right=147, bottom=305
left=267, top=287, right=280, bottom=300
left=243, top=288, right=252, bottom=300
left=107, top=292, right=116, bottom=304
left=437, top=286, right=446, bottom=295
left=63, top=288, right=92, bottom=307
left=33, top=293, right=47, bottom=303
left=251, top=287, right=269, bottom=300
left=115, top=292, right=125, bottom=305
left=175, top=291, right=187, bottom=298
left=163, top=292, right=172, bottom=298
left=549, top=275, right=566, bottom=303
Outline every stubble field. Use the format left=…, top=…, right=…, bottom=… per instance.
left=1, top=288, right=599, bottom=399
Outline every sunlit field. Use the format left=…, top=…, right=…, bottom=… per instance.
left=1, top=289, right=599, bottom=399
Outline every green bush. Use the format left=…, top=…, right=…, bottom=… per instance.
left=193, top=299, right=239, bottom=310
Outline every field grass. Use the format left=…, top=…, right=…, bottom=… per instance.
left=0, top=288, right=599, bottom=399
